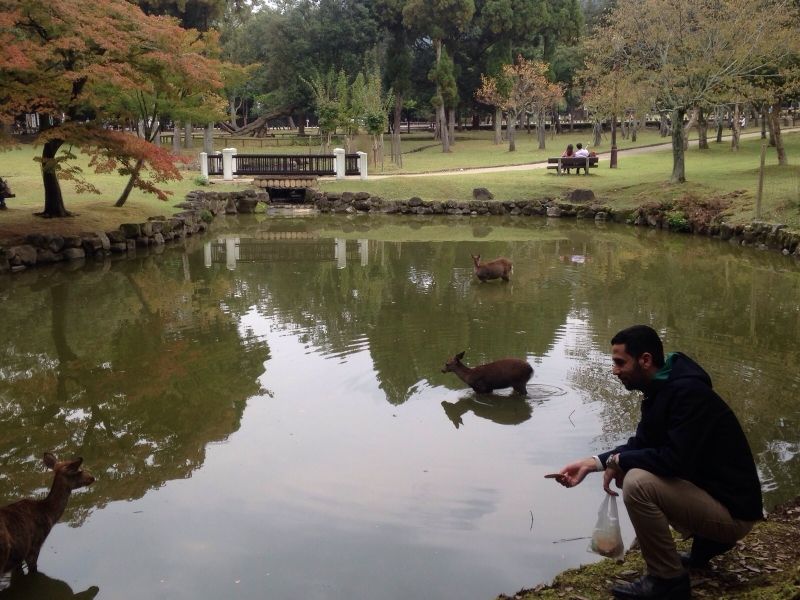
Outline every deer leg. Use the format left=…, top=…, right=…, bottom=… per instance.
left=513, top=383, right=528, bottom=395
left=25, top=551, right=39, bottom=574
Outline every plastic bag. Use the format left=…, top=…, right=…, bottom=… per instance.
left=587, top=494, right=625, bottom=560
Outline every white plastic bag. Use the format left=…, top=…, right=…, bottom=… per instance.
left=587, top=494, right=625, bottom=560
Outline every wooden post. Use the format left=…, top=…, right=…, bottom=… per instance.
left=557, top=157, right=562, bottom=176
left=756, top=143, right=767, bottom=220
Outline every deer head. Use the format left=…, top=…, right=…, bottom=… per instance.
left=441, top=351, right=466, bottom=373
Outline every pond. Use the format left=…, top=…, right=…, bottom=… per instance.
left=0, top=213, right=799, bottom=599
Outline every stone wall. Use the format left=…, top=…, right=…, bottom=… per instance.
left=0, top=190, right=267, bottom=274
left=311, top=190, right=800, bottom=258
left=2, top=187, right=798, bottom=273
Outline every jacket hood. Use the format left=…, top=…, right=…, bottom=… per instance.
left=652, top=352, right=713, bottom=388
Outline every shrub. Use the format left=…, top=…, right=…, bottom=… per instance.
left=199, top=209, right=213, bottom=223
left=665, top=210, right=691, bottom=232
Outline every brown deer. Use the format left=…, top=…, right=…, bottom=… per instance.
left=471, top=254, right=512, bottom=282
left=0, top=453, right=95, bottom=575
left=441, top=351, right=533, bottom=395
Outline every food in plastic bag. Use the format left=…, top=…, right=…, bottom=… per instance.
left=588, top=494, right=625, bottom=560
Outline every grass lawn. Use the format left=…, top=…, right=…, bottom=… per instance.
left=321, top=131, right=800, bottom=228
left=1, top=129, right=798, bottom=244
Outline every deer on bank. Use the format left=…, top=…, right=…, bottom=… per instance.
left=441, top=351, right=533, bottom=395
left=0, top=453, right=95, bottom=575
left=471, top=254, right=512, bottom=282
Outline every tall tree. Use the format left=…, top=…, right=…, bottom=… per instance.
left=0, top=0, right=224, bottom=217
left=476, top=56, right=561, bottom=152
left=586, top=0, right=798, bottom=183
left=403, top=0, right=475, bottom=152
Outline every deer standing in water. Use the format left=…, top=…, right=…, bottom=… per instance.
left=442, top=351, right=533, bottom=395
left=0, top=453, right=95, bottom=575
left=471, top=254, right=512, bottom=282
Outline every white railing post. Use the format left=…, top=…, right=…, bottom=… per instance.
left=357, top=151, right=368, bottom=180
left=222, top=148, right=235, bottom=181
left=333, top=147, right=346, bottom=180
left=200, top=152, right=208, bottom=179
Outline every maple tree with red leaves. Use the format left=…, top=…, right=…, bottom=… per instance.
left=0, top=0, right=227, bottom=217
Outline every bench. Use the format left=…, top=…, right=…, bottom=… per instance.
left=546, top=156, right=599, bottom=175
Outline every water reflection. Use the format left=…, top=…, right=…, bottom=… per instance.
left=0, top=571, right=99, bottom=599
left=441, top=395, right=534, bottom=428
left=0, top=214, right=799, bottom=599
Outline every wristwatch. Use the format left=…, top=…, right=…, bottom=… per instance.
left=607, top=453, right=622, bottom=471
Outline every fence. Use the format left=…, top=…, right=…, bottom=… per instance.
left=202, top=149, right=366, bottom=180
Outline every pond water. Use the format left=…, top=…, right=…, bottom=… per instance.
left=1, top=213, right=799, bottom=599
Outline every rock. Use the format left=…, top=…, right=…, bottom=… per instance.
left=63, top=247, right=86, bottom=261
left=547, top=206, right=562, bottom=218
left=472, top=187, right=494, bottom=201
left=566, top=189, right=596, bottom=203
left=8, top=244, right=37, bottom=266
left=119, top=223, right=141, bottom=238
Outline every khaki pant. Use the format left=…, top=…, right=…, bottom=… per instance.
left=622, top=468, right=755, bottom=578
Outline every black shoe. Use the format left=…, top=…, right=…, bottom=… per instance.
left=611, top=573, right=691, bottom=599
left=680, top=536, right=735, bottom=568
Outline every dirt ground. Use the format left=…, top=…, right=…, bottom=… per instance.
left=499, top=496, right=800, bottom=599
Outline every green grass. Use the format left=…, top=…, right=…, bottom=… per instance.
left=1, top=129, right=798, bottom=244
left=321, top=131, right=800, bottom=228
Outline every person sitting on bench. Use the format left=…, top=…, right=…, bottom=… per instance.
left=0, top=177, right=15, bottom=210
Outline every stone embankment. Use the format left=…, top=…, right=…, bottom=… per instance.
left=2, top=187, right=799, bottom=273
left=312, top=189, right=800, bottom=258
left=0, top=190, right=265, bottom=273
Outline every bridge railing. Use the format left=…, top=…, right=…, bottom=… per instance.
left=202, top=149, right=364, bottom=179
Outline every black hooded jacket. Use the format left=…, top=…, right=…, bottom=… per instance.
left=598, top=352, right=763, bottom=521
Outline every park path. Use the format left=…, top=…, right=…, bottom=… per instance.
left=330, top=127, right=798, bottom=181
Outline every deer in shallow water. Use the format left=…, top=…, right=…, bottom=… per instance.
left=0, top=453, right=95, bottom=575
left=471, top=254, right=512, bottom=282
left=441, top=351, right=533, bottom=395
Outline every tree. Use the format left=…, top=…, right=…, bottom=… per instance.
left=0, top=0, right=225, bottom=216
left=403, top=0, right=475, bottom=152
left=476, top=56, right=562, bottom=152
left=586, top=0, right=798, bottom=183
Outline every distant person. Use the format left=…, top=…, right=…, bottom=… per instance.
left=0, top=177, right=14, bottom=210
left=573, top=143, right=591, bottom=173
left=560, top=144, right=574, bottom=173
left=553, top=325, right=762, bottom=600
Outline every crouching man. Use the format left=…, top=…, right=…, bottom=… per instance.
left=555, top=325, right=762, bottom=599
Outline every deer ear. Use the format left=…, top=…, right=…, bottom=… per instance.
left=43, top=452, right=57, bottom=469
left=456, top=351, right=465, bottom=360
left=66, top=457, right=84, bottom=472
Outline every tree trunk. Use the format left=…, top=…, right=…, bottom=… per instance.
left=761, top=105, right=768, bottom=140
left=434, top=40, right=450, bottom=153
left=507, top=113, right=516, bottom=152
left=767, top=106, right=776, bottom=147
left=659, top=111, right=670, bottom=137
left=297, top=112, right=306, bottom=136
left=592, top=121, right=602, bottom=147
left=448, top=107, right=455, bottom=146
left=770, top=101, right=787, bottom=166
left=172, top=122, right=181, bottom=154
left=715, top=106, right=724, bottom=143
left=183, top=121, right=193, bottom=148
left=683, top=108, right=697, bottom=151
left=392, top=94, right=403, bottom=167
left=38, top=138, right=70, bottom=217
left=631, top=115, right=638, bottom=142
left=204, top=123, right=214, bottom=154
left=697, top=107, right=708, bottom=150
left=731, top=103, right=740, bottom=151
left=493, top=108, right=502, bottom=144
left=115, top=158, right=145, bottom=207
left=229, top=96, right=239, bottom=129
left=537, top=114, right=546, bottom=149
left=670, top=107, right=686, bottom=183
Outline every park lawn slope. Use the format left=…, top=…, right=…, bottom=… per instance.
left=321, top=132, right=800, bottom=230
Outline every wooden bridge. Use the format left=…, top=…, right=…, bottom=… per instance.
left=205, top=153, right=360, bottom=177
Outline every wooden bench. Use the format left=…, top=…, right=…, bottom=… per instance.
left=546, top=156, right=599, bottom=175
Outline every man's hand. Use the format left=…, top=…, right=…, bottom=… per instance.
left=603, top=453, right=625, bottom=496
left=555, top=457, right=597, bottom=488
